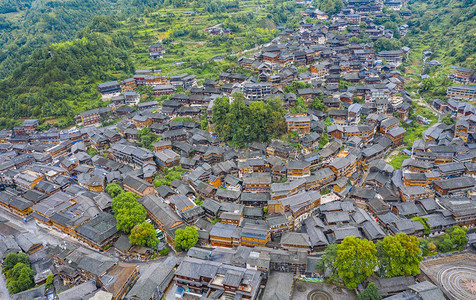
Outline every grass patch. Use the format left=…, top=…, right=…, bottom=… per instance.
left=388, top=154, right=410, bottom=170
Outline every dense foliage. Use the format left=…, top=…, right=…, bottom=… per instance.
left=406, top=0, right=476, bottom=69
left=129, top=221, right=159, bottom=248
left=0, top=0, right=132, bottom=78
left=212, top=93, right=286, bottom=147
left=376, top=233, right=422, bottom=277
left=335, top=236, right=378, bottom=289
left=154, top=165, right=186, bottom=187
left=111, top=191, right=147, bottom=233
left=0, top=33, right=134, bottom=128
left=2, top=252, right=30, bottom=273
left=2, top=253, right=35, bottom=294
left=174, top=226, right=198, bottom=251
left=356, top=282, right=381, bottom=300
left=106, top=183, right=123, bottom=198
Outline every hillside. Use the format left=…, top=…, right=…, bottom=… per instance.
left=0, top=0, right=300, bottom=128
left=406, top=0, right=475, bottom=69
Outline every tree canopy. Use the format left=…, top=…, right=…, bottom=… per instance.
left=106, top=183, right=123, bottom=198
left=2, top=253, right=35, bottom=295
left=376, top=233, right=422, bottom=277
left=174, top=226, right=199, bottom=251
left=129, top=222, right=159, bottom=248
left=2, top=253, right=30, bottom=274
left=356, top=282, right=381, bottom=300
left=316, top=243, right=338, bottom=282
left=111, top=191, right=146, bottom=233
left=5, top=263, right=35, bottom=294
left=335, top=236, right=378, bottom=289
left=212, top=93, right=286, bottom=147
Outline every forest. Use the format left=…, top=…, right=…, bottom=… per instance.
left=212, top=93, right=287, bottom=147
left=0, top=32, right=134, bottom=128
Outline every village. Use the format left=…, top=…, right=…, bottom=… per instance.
left=0, top=0, right=476, bottom=299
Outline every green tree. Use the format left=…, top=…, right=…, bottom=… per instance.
left=311, top=97, right=326, bottom=112
left=319, top=132, right=329, bottom=148
left=376, top=233, right=422, bottom=277
left=159, top=248, right=170, bottom=256
left=111, top=191, right=140, bottom=214
left=116, top=204, right=147, bottom=233
left=45, top=274, right=54, bottom=289
left=356, top=282, right=381, bottom=300
left=129, top=222, right=159, bottom=248
left=319, top=0, right=344, bottom=15
left=2, top=253, right=30, bottom=273
left=447, top=225, right=468, bottom=249
left=437, top=236, right=453, bottom=252
left=87, top=147, right=98, bottom=157
left=316, top=244, right=338, bottom=282
left=441, top=114, right=455, bottom=126
left=335, top=236, right=378, bottom=289
left=5, top=263, right=35, bottom=294
left=106, top=183, right=123, bottom=198
left=174, top=226, right=199, bottom=251
left=292, top=96, right=307, bottom=113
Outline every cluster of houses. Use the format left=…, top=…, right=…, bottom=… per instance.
left=1, top=3, right=475, bottom=300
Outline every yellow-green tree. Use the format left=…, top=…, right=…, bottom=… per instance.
left=129, top=222, right=159, bottom=248
left=335, top=236, right=377, bottom=289
left=376, top=233, right=422, bottom=277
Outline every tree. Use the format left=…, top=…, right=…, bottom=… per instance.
left=356, top=282, right=381, bottom=300
left=45, top=274, right=54, bottom=289
left=335, top=236, right=378, bottom=289
left=437, top=236, right=453, bottom=252
left=106, top=183, right=123, bottom=198
left=319, top=0, right=344, bottom=15
left=376, top=233, right=422, bottom=277
left=111, top=191, right=139, bottom=214
left=129, top=222, right=159, bottom=248
left=116, top=204, right=147, bottom=233
left=319, top=132, right=329, bottom=148
left=87, top=147, right=98, bottom=157
left=5, top=263, right=35, bottom=294
left=441, top=114, right=455, bottom=126
left=316, top=244, right=338, bottom=282
left=447, top=225, right=468, bottom=249
left=2, top=253, right=30, bottom=273
left=311, top=97, right=326, bottom=111
left=174, top=226, right=199, bottom=251
left=292, top=96, right=307, bottom=113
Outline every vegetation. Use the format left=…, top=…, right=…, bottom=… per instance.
left=418, top=225, right=469, bottom=255
left=406, top=0, right=475, bottom=70
left=2, top=253, right=35, bottom=294
left=387, top=154, right=410, bottom=170
left=376, top=233, right=422, bottom=277
left=318, top=0, right=344, bottom=15
left=0, top=33, right=133, bottom=129
left=318, top=234, right=424, bottom=289
left=412, top=216, right=431, bottom=235
left=174, top=226, right=199, bottom=251
left=316, top=243, right=338, bottom=282
left=129, top=221, right=159, bottom=248
left=138, top=127, right=160, bottom=150
left=335, top=236, right=378, bottom=289
left=111, top=191, right=147, bottom=233
left=154, top=165, right=186, bottom=187
left=212, top=93, right=286, bottom=147
left=356, top=282, right=381, bottom=300
left=106, top=183, right=123, bottom=198
left=45, top=274, right=54, bottom=289
left=159, top=248, right=170, bottom=256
